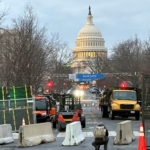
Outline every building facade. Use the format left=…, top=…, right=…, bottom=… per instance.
left=71, top=7, right=107, bottom=74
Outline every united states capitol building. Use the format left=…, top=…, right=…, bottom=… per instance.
left=71, top=7, right=107, bottom=74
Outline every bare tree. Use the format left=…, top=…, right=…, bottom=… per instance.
left=110, top=36, right=143, bottom=88
left=82, top=52, right=109, bottom=74
left=0, top=0, right=8, bottom=27
left=142, top=36, right=150, bottom=74
left=0, top=5, right=49, bottom=94
left=46, top=34, right=73, bottom=93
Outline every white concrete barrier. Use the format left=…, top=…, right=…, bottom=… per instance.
left=62, top=121, right=85, bottom=146
left=18, top=122, right=56, bottom=147
left=0, top=124, right=14, bottom=144
left=114, top=120, right=135, bottom=145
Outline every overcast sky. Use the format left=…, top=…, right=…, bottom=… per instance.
left=1, top=0, right=150, bottom=56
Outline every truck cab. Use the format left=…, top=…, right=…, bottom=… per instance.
left=35, top=96, right=56, bottom=123
left=100, top=87, right=141, bottom=120
left=110, top=90, right=141, bottom=120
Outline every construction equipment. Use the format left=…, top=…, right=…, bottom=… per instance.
left=100, top=85, right=141, bottom=120
left=35, top=96, right=56, bottom=123
left=52, top=93, right=86, bottom=131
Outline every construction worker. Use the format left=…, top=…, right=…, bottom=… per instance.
left=92, top=122, right=109, bottom=150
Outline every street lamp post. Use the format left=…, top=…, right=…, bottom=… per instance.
left=117, top=77, right=119, bottom=87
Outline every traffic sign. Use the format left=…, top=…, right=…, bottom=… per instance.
left=69, top=74, right=104, bottom=82
left=76, top=78, right=96, bottom=82
left=76, top=74, right=104, bottom=80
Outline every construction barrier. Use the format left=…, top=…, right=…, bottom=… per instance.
left=0, top=124, right=14, bottom=144
left=62, top=121, right=85, bottom=146
left=114, top=120, right=135, bottom=145
left=0, top=98, right=36, bottom=131
left=18, top=122, right=56, bottom=147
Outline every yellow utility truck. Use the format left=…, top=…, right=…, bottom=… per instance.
left=100, top=86, right=141, bottom=120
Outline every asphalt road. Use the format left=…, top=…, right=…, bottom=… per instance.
left=1, top=89, right=141, bottom=150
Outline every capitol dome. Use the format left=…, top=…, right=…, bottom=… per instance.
left=78, top=25, right=102, bottom=38
left=72, top=6, right=107, bottom=73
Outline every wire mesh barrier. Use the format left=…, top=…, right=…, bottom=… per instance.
left=142, top=74, right=150, bottom=149
left=0, top=98, right=36, bottom=132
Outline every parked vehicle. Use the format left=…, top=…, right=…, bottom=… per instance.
left=99, top=86, right=141, bottom=120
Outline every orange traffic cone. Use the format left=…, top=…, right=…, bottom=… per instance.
left=138, top=123, right=146, bottom=150
left=22, top=117, right=25, bottom=126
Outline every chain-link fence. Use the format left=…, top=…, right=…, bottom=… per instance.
left=0, top=98, right=36, bottom=132
left=142, top=74, right=150, bottom=149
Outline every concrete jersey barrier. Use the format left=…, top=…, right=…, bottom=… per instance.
left=62, top=121, right=85, bottom=146
left=114, top=120, right=135, bottom=145
left=18, top=122, right=56, bottom=147
left=0, top=124, right=14, bottom=144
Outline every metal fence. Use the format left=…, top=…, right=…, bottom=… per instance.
left=142, top=74, right=150, bottom=149
left=0, top=98, right=36, bottom=132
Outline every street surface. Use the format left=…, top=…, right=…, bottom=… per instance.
left=1, top=89, right=141, bottom=150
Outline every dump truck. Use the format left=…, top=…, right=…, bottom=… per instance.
left=100, top=86, right=141, bottom=120
left=52, top=93, right=86, bottom=131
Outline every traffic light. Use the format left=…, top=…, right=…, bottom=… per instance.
left=121, top=82, right=126, bottom=89
left=104, top=85, right=106, bottom=89
left=46, top=89, right=49, bottom=93
left=63, top=83, right=66, bottom=86
left=48, top=82, right=53, bottom=88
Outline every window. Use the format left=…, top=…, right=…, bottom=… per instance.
left=86, top=52, right=88, bottom=57
left=93, top=52, right=95, bottom=57
left=35, top=99, right=47, bottom=110
left=113, top=92, right=136, bottom=101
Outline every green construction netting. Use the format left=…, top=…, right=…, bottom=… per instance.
left=9, top=86, right=32, bottom=99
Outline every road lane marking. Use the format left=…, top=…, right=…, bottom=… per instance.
left=89, top=111, right=99, bottom=123
left=57, top=131, right=140, bottom=137
left=86, top=122, right=97, bottom=124
left=12, top=131, right=140, bottom=139
left=12, top=133, right=19, bottom=139
left=109, top=131, right=116, bottom=136
left=83, top=132, right=94, bottom=137
left=134, top=131, right=140, bottom=136
left=57, top=132, right=65, bottom=137
left=90, top=111, right=98, bottom=123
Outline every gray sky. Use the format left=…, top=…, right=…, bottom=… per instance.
left=1, top=0, right=150, bottom=56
